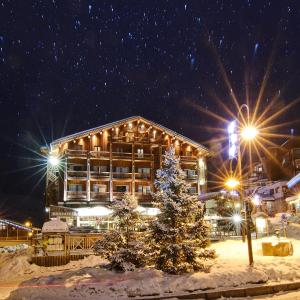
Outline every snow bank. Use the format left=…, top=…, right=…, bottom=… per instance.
left=0, top=243, right=28, bottom=253
left=6, top=237, right=300, bottom=300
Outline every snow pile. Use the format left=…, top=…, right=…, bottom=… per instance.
left=286, top=223, right=300, bottom=240
left=0, top=243, right=28, bottom=253
left=0, top=248, right=33, bottom=280
left=288, top=214, right=300, bottom=224
left=7, top=238, right=300, bottom=299
left=42, top=218, right=69, bottom=233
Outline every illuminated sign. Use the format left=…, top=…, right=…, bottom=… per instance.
left=228, top=120, right=238, bottom=159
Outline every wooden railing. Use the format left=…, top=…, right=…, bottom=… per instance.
left=66, top=191, right=87, bottom=200
left=112, top=172, right=132, bottom=179
left=135, top=173, right=151, bottom=180
left=180, top=155, right=197, bottom=162
left=90, top=151, right=110, bottom=159
left=112, top=152, right=132, bottom=159
left=90, top=192, right=110, bottom=201
left=90, top=171, right=110, bottom=178
left=186, top=175, right=198, bottom=180
left=65, top=149, right=88, bottom=157
left=66, top=234, right=103, bottom=254
left=135, top=193, right=152, bottom=202
left=67, top=170, right=87, bottom=179
left=134, top=153, right=152, bottom=160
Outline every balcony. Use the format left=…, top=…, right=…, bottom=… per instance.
left=112, top=152, right=132, bottom=160
left=90, top=192, right=110, bottom=201
left=66, top=191, right=87, bottom=200
left=113, top=172, right=132, bottom=179
left=134, top=153, right=152, bottom=160
left=135, top=173, right=151, bottom=180
left=90, top=151, right=110, bottom=159
left=67, top=170, right=87, bottom=179
left=65, top=149, right=88, bottom=158
left=113, top=192, right=127, bottom=199
left=186, top=174, right=198, bottom=181
left=135, top=193, right=152, bottom=202
left=180, top=156, right=197, bottom=163
left=90, top=171, right=110, bottom=179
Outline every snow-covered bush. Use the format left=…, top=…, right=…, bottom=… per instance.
left=150, top=146, right=215, bottom=274
left=94, top=193, right=147, bottom=271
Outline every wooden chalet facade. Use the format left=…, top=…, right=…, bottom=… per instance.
left=44, top=116, right=209, bottom=228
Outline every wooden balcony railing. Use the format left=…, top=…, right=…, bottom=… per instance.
left=135, top=193, right=152, bottom=202
left=90, top=151, right=110, bottom=159
left=135, top=173, right=151, bottom=180
left=66, top=191, right=87, bottom=200
left=112, top=152, right=132, bottom=159
left=186, top=175, right=198, bottom=180
left=180, top=155, right=197, bottom=162
left=90, top=171, right=110, bottom=179
left=90, top=192, right=110, bottom=201
left=113, top=192, right=126, bottom=199
left=112, top=172, right=132, bottom=179
left=134, top=153, right=152, bottom=160
left=67, top=171, right=87, bottom=179
left=65, top=149, right=88, bottom=157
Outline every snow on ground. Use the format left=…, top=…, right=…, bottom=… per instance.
left=0, top=249, right=106, bottom=299
left=2, top=226, right=300, bottom=300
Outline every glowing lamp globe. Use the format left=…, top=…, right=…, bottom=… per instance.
left=48, top=155, right=60, bottom=167
left=252, top=194, right=260, bottom=206
left=241, top=126, right=259, bottom=141
left=232, top=214, right=242, bottom=224
left=225, top=178, right=240, bottom=189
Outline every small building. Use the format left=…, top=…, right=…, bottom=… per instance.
left=246, top=181, right=289, bottom=216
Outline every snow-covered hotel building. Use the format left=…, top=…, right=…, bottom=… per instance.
left=43, top=116, right=209, bottom=229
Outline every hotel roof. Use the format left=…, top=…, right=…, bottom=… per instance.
left=50, top=116, right=209, bottom=153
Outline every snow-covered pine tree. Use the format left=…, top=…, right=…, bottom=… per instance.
left=150, top=146, right=215, bottom=274
left=94, top=192, right=147, bottom=271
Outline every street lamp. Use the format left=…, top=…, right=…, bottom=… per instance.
left=225, top=177, right=240, bottom=190
left=252, top=194, right=260, bottom=206
left=241, top=126, right=259, bottom=141
left=48, top=155, right=60, bottom=167
left=227, top=104, right=259, bottom=266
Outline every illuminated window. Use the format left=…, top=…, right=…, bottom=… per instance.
left=69, top=184, right=83, bottom=192
left=137, top=148, right=144, bottom=158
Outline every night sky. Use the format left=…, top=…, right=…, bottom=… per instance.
left=0, top=1, right=300, bottom=224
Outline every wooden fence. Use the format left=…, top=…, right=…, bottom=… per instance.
left=66, top=234, right=103, bottom=255
left=32, top=254, right=89, bottom=267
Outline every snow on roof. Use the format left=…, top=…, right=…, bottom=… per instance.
left=50, top=116, right=209, bottom=153
left=42, top=218, right=69, bottom=233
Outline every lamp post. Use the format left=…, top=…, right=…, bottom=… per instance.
left=228, top=104, right=259, bottom=266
